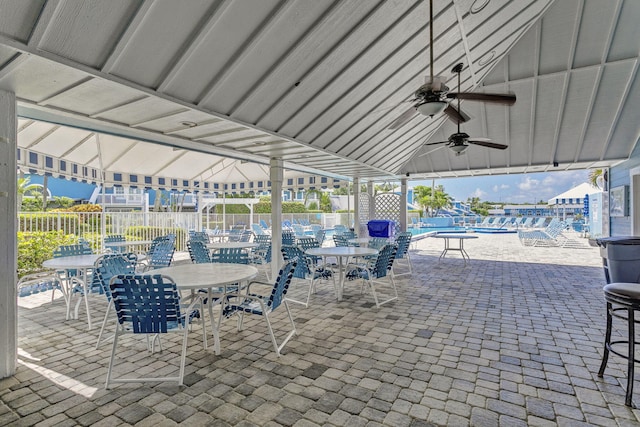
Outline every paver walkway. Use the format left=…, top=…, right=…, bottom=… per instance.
left=2, top=233, right=640, bottom=426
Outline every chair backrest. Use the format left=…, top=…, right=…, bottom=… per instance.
left=282, top=231, right=295, bottom=245
left=315, top=229, right=326, bottom=245
left=371, top=244, right=397, bottom=279
left=104, top=234, right=126, bottom=253
left=188, top=231, right=209, bottom=243
left=333, top=234, right=349, bottom=247
left=91, top=253, right=137, bottom=297
left=211, top=247, right=249, bottom=264
left=368, top=237, right=389, bottom=250
left=148, top=235, right=175, bottom=255
left=395, top=232, right=412, bottom=259
left=253, top=234, right=272, bottom=263
left=267, top=259, right=297, bottom=311
left=228, top=227, right=246, bottom=242
left=110, top=274, right=183, bottom=333
left=148, top=241, right=175, bottom=269
left=297, top=237, right=319, bottom=252
left=54, top=243, right=93, bottom=258
left=187, top=240, right=211, bottom=263
left=281, top=245, right=309, bottom=279
left=239, top=230, right=253, bottom=242
left=342, top=230, right=356, bottom=240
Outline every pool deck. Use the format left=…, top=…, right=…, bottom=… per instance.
left=3, top=233, right=640, bottom=426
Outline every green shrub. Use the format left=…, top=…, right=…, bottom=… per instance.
left=18, top=231, right=77, bottom=277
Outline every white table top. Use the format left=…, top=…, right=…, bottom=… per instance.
left=151, top=263, right=259, bottom=290
left=306, top=246, right=378, bottom=257
left=42, top=254, right=103, bottom=269
left=104, top=240, right=153, bottom=247
left=206, top=242, right=259, bottom=250
left=434, top=234, right=478, bottom=239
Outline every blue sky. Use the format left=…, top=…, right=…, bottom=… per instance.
left=412, top=169, right=591, bottom=204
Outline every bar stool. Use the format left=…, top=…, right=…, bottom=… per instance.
left=598, top=282, right=640, bottom=406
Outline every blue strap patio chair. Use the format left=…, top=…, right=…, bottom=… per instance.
left=104, top=235, right=126, bottom=253
left=211, top=247, right=249, bottom=264
left=393, top=232, right=413, bottom=276
left=315, top=229, right=326, bottom=246
left=280, top=245, right=334, bottom=308
left=17, top=271, right=60, bottom=300
left=105, top=274, right=206, bottom=388
left=93, top=253, right=138, bottom=348
left=187, top=240, right=211, bottom=264
left=347, top=244, right=398, bottom=308
left=282, top=231, right=295, bottom=245
left=367, top=237, right=389, bottom=250
left=188, top=231, right=209, bottom=243
left=333, top=234, right=350, bottom=247
left=333, top=224, right=348, bottom=234
left=220, top=259, right=297, bottom=357
left=145, top=241, right=175, bottom=270
left=250, top=234, right=272, bottom=281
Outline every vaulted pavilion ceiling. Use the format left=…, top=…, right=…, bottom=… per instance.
left=0, top=0, right=638, bottom=184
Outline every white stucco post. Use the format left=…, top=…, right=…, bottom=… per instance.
left=0, top=90, right=17, bottom=378
left=270, top=158, right=283, bottom=280
left=400, top=178, right=408, bottom=232
left=353, top=177, right=360, bottom=236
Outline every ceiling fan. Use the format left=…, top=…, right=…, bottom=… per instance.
left=419, top=63, right=508, bottom=156
left=387, top=0, right=516, bottom=130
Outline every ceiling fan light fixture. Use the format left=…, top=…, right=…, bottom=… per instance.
left=449, top=144, right=468, bottom=153
left=416, top=101, right=447, bottom=117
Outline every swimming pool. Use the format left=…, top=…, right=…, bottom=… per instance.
left=410, top=226, right=517, bottom=236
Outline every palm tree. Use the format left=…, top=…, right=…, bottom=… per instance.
left=17, top=176, right=30, bottom=210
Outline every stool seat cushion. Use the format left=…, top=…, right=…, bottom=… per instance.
left=604, top=282, right=640, bottom=300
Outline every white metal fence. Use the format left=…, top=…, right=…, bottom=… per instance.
left=18, top=211, right=356, bottom=251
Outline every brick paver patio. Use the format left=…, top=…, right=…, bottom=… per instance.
left=2, top=233, right=640, bottom=426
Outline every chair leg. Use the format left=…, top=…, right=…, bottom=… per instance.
left=105, top=328, right=120, bottom=389
left=627, top=308, right=635, bottom=407
left=178, top=327, right=189, bottom=386
left=598, top=302, right=613, bottom=378
left=96, top=300, right=113, bottom=349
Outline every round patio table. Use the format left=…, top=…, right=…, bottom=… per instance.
left=43, top=254, right=104, bottom=329
left=152, top=263, right=259, bottom=354
left=305, top=246, right=378, bottom=301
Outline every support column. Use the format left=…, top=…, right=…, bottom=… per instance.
left=353, top=178, right=360, bottom=236
left=400, top=178, right=408, bottom=232
left=0, top=90, right=17, bottom=378
left=270, top=158, right=283, bottom=280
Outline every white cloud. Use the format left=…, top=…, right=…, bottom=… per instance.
left=471, top=188, right=487, bottom=198
left=518, top=177, right=540, bottom=191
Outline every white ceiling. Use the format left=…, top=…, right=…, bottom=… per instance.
left=1, top=0, right=639, bottom=184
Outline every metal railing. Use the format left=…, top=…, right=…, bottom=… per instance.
left=18, top=211, right=357, bottom=251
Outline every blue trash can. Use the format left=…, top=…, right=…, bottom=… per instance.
left=367, top=220, right=395, bottom=238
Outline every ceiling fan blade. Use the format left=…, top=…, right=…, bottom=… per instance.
left=373, top=98, right=418, bottom=114
left=447, top=92, right=516, bottom=105
left=388, top=106, right=418, bottom=129
left=423, top=140, right=449, bottom=146
left=467, top=139, right=508, bottom=150
left=418, top=143, right=447, bottom=157
left=443, top=104, right=470, bottom=124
